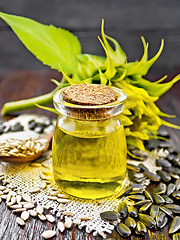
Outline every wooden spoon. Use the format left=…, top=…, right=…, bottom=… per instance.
left=0, top=131, right=54, bottom=163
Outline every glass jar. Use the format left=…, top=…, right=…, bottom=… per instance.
left=52, top=85, right=127, bottom=199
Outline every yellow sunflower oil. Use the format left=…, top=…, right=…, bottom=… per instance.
left=52, top=84, right=127, bottom=199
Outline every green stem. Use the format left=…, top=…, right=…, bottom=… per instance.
left=1, top=76, right=69, bottom=115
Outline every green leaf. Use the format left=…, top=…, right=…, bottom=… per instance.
left=131, top=74, right=180, bottom=97
left=35, top=104, right=58, bottom=115
left=101, top=19, right=126, bottom=66
left=98, top=68, right=107, bottom=85
left=141, top=36, right=148, bottom=62
left=59, top=63, right=92, bottom=85
left=98, top=36, right=117, bottom=79
left=124, top=39, right=164, bottom=76
left=0, top=11, right=81, bottom=74
left=75, top=54, right=105, bottom=79
left=161, top=119, right=180, bottom=130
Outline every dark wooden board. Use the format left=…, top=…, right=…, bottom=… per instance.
left=1, top=0, right=180, bottom=76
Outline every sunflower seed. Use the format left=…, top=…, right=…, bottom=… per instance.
left=169, top=216, right=180, bottom=234
left=16, top=217, right=25, bottom=226
left=161, top=194, right=174, bottom=204
left=41, top=182, right=47, bottom=189
left=23, top=202, right=34, bottom=209
left=58, top=221, right=65, bottom=232
left=46, top=214, right=55, bottom=223
left=138, top=213, right=156, bottom=229
left=41, top=230, right=56, bottom=239
left=38, top=214, right=46, bottom=221
left=10, top=204, right=23, bottom=209
left=134, top=199, right=152, bottom=207
left=116, top=223, right=131, bottom=238
left=135, top=221, right=147, bottom=235
left=173, top=233, right=180, bottom=240
left=22, top=194, right=31, bottom=202
left=166, top=183, right=176, bottom=196
left=48, top=196, right=58, bottom=201
left=149, top=205, right=159, bottom=219
left=28, top=210, right=38, bottom=217
left=36, top=205, right=44, bottom=214
left=172, top=191, right=180, bottom=200
left=118, top=187, right=132, bottom=199
left=29, top=163, right=41, bottom=167
left=156, top=170, right=171, bottom=182
left=153, top=182, right=167, bottom=195
left=128, top=194, right=145, bottom=201
left=64, top=217, right=73, bottom=228
left=124, top=216, right=136, bottom=229
left=29, top=187, right=40, bottom=194
left=57, top=193, right=69, bottom=199
left=100, top=211, right=120, bottom=221
left=152, top=193, right=165, bottom=205
left=49, top=191, right=60, bottom=196
left=58, top=204, right=65, bottom=212
left=16, top=195, right=22, bottom=203
left=175, top=179, right=180, bottom=190
left=21, top=211, right=30, bottom=221
left=159, top=206, right=173, bottom=218
left=73, top=218, right=81, bottom=225
left=78, top=215, right=92, bottom=221
left=57, top=198, right=70, bottom=203
left=64, top=211, right=75, bottom=217
left=164, top=204, right=180, bottom=214
left=139, top=202, right=152, bottom=213
left=118, top=201, right=128, bottom=218
left=156, top=211, right=166, bottom=228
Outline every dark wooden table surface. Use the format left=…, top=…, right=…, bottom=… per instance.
left=0, top=69, right=180, bottom=240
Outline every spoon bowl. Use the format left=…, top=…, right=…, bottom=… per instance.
left=0, top=132, right=54, bottom=163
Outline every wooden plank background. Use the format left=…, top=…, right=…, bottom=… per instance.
left=0, top=0, right=180, bottom=79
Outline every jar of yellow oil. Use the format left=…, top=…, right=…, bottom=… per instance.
left=52, top=84, right=127, bottom=199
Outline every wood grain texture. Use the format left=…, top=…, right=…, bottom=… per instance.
left=0, top=70, right=179, bottom=239
left=0, top=0, right=180, bottom=76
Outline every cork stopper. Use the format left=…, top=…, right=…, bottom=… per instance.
left=63, top=84, right=118, bottom=106
left=53, top=84, right=127, bottom=121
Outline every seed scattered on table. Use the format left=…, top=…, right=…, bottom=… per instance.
left=29, top=187, right=40, bottom=194
left=16, top=217, right=25, bottom=226
left=46, top=214, right=55, bottom=223
left=21, top=211, right=30, bottom=221
left=41, top=230, right=56, bottom=239
left=28, top=209, right=38, bottom=217
left=22, top=194, right=31, bottom=202
left=38, top=214, right=47, bottom=221
left=36, top=205, right=44, bottom=214
left=58, top=221, right=65, bottom=232
left=64, top=217, right=72, bottom=228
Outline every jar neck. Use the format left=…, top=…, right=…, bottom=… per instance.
left=53, top=86, right=127, bottom=121
left=57, top=114, right=122, bottom=138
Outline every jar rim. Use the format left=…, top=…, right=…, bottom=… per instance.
left=53, top=86, right=127, bottom=109
left=53, top=85, right=127, bottom=120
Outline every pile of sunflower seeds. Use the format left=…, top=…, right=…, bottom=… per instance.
left=0, top=138, right=48, bottom=157
left=99, top=130, right=180, bottom=239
